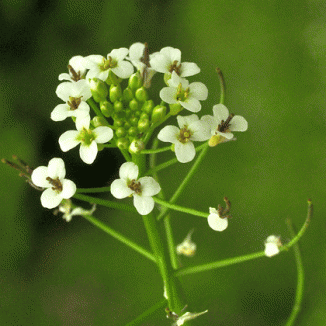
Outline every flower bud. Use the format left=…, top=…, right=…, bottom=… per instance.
left=128, top=126, right=138, bottom=137
left=89, top=78, right=109, bottom=103
left=129, top=140, right=145, bottom=154
left=92, top=116, right=109, bottom=127
left=129, top=116, right=138, bottom=126
left=116, top=127, right=127, bottom=138
left=169, top=103, right=182, bottom=115
left=117, top=137, right=130, bottom=150
left=135, top=87, right=148, bottom=102
left=128, top=72, right=142, bottom=90
left=138, top=118, right=150, bottom=132
left=106, top=70, right=121, bottom=85
left=140, top=112, right=149, bottom=120
left=151, top=105, right=166, bottom=124
left=114, top=100, right=124, bottom=113
left=114, top=119, right=124, bottom=128
left=141, top=100, right=154, bottom=115
left=100, top=101, right=114, bottom=118
left=129, top=98, right=139, bottom=111
left=122, top=87, right=134, bottom=102
left=110, top=84, right=122, bottom=103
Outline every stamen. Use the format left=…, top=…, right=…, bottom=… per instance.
left=218, top=114, right=234, bottom=133
left=169, top=60, right=181, bottom=75
left=68, top=65, right=81, bottom=81
left=46, top=177, right=63, bottom=192
left=128, top=179, right=142, bottom=194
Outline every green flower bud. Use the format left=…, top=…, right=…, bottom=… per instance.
left=151, top=105, right=167, bottom=124
left=138, top=118, right=150, bottom=132
left=114, top=119, right=124, bottom=128
left=128, top=126, right=138, bottom=137
left=100, top=101, right=114, bottom=118
left=125, top=109, right=132, bottom=118
left=122, top=87, right=134, bottom=102
left=128, top=72, right=142, bottom=90
left=106, top=70, right=121, bottom=85
left=169, top=103, right=183, bottom=115
left=129, top=116, right=138, bottom=126
left=129, top=98, right=139, bottom=111
left=92, top=116, right=109, bottom=127
left=117, top=137, right=130, bottom=150
left=89, top=78, right=109, bottom=103
left=114, top=100, right=124, bottom=113
left=141, top=100, right=154, bottom=115
left=129, top=140, right=145, bottom=154
left=140, top=112, right=149, bottom=120
left=116, top=127, right=127, bottom=138
left=135, top=87, right=148, bottom=102
left=124, top=121, right=131, bottom=130
left=110, top=84, right=122, bottom=103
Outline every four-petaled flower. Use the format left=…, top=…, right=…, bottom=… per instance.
left=207, top=207, right=229, bottom=231
left=110, top=162, right=161, bottom=215
left=264, top=235, right=282, bottom=257
left=202, top=104, right=248, bottom=146
left=158, top=114, right=210, bottom=163
left=51, top=80, right=91, bottom=123
left=58, top=115, right=113, bottom=164
left=150, top=46, right=200, bottom=78
left=160, top=71, right=208, bottom=113
left=31, top=158, right=76, bottom=209
left=85, top=48, right=134, bottom=81
left=58, top=199, right=96, bottom=222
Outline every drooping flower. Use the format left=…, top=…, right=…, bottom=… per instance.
left=157, top=114, right=210, bottom=163
left=201, top=104, right=248, bottom=146
left=31, top=158, right=76, bottom=209
left=58, top=55, right=88, bottom=82
left=160, top=71, right=208, bottom=113
left=207, top=207, right=228, bottom=231
left=176, top=229, right=197, bottom=257
left=150, top=46, right=200, bottom=78
left=264, top=235, right=282, bottom=257
left=173, top=310, right=208, bottom=326
left=51, top=80, right=91, bottom=123
left=110, top=162, right=161, bottom=215
left=58, top=199, right=96, bottom=222
left=58, top=115, right=113, bottom=164
left=85, top=48, right=134, bottom=81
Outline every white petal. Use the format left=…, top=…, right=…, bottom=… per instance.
left=174, top=142, right=196, bottom=163
left=76, top=115, right=90, bottom=130
left=119, top=162, right=139, bottom=180
left=169, top=71, right=188, bottom=88
left=93, top=126, right=114, bottom=144
left=160, top=47, right=181, bottom=63
left=69, top=55, right=87, bottom=75
left=84, top=54, right=104, bottom=69
left=61, top=179, right=77, bottom=199
left=212, top=104, right=229, bottom=121
left=51, top=104, right=71, bottom=121
left=177, top=114, right=199, bottom=128
left=189, top=120, right=211, bottom=141
left=149, top=53, right=171, bottom=74
left=79, top=141, right=98, bottom=164
left=264, top=243, right=280, bottom=257
left=179, top=62, right=200, bottom=77
left=129, top=43, right=145, bottom=61
left=180, top=98, right=201, bottom=113
left=159, top=87, right=177, bottom=104
left=40, top=188, right=63, bottom=209
left=201, top=115, right=218, bottom=135
left=138, top=177, right=161, bottom=196
left=216, top=131, right=234, bottom=139
left=59, top=131, right=80, bottom=152
left=110, top=179, right=133, bottom=199
left=157, top=125, right=179, bottom=143
left=58, top=73, right=71, bottom=81
left=73, top=101, right=90, bottom=118
left=73, top=79, right=92, bottom=100
left=230, top=115, right=248, bottom=132
left=133, top=195, right=155, bottom=215
left=112, top=60, right=134, bottom=79
left=47, top=158, right=66, bottom=179
left=189, top=82, right=208, bottom=100
left=109, top=48, right=129, bottom=61
left=31, top=166, right=50, bottom=188
left=207, top=213, right=228, bottom=231
left=86, top=69, right=108, bottom=81
left=56, top=82, right=74, bottom=101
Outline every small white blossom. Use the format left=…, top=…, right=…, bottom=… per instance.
left=110, top=162, right=161, bottom=215
left=160, top=72, right=208, bottom=113
left=173, top=310, right=208, bottom=326
left=51, top=80, right=91, bottom=123
left=58, top=199, right=96, bottom=222
left=58, top=115, right=113, bottom=164
left=31, top=158, right=76, bottom=209
left=59, top=55, right=87, bottom=81
left=202, top=104, right=248, bottom=146
left=150, top=46, right=200, bottom=78
left=176, top=229, right=196, bottom=257
left=264, top=235, right=282, bottom=257
left=85, top=48, right=134, bottom=81
left=207, top=207, right=228, bottom=231
left=157, top=114, right=210, bottom=163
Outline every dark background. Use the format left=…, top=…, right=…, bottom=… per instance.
left=1, top=0, right=325, bottom=325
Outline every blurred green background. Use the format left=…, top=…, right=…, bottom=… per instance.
left=1, top=0, right=325, bottom=325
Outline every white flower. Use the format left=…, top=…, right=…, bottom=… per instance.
left=110, top=162, right=161, bottom=215
left=58, top=199, right=96, bottom=222
left=160, top=71, right=208, bottom=113
left=207, top=207, right=228, bottom=231
left=264, top=235, right=282, bottom=257
left=58, top=115, right=113, bottom=164
left=176, top=229, right=196, bottom=257
left=31, top=158, right=76, bottom=209
left=85, top=48, right=134, bottom=81
left=51, top=80, right=91, bottom=123
left=59, top=55, right=87, bottom=81
left=157, top=114, right=210, bottom=163
left=202, top=104, right=248, bottom=146
left=174, top=310, right=208, bottom=326
left=150, top=46, right=200, bottom=77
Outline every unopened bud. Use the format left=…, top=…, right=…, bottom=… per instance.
left=122, top=87, right=134, bottom=102
left=141, top=100, right=154, bottom=115
left=151, top=105, right=166, bottom=123
left=129, top=98, right=139, bottom=111
left=110, top=84, right=122, bottom=103
left=138, top=118, right=150, bottom=132
left=135, top=87, right=148, bottom=102
left=92, top=116, right=109, bottom=127
left=129, top=140, right=145, bottom=154
left=169, top=103, right=182, bottom=115
left=128, top=72, right=142, bottom=90
left=117, top=137, right=130, bottom=150
left=89, top=78, right=109, bottom=103
left=100, top=101, right=114, bottom=118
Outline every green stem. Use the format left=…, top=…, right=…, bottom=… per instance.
left=87, top=98, right=105, bottom=118
left=73, top=193, right=137, bottom=213
left=216, top=67, right=226, bottom=105
left=76, top=187, right=111, bottom=193
left=153, top=197, right=208, bottom=218
left=284, top=219, right=304, bottom=326
left=81, top=214, right=155, bottom=263
left=141, top=145, right=172, bottom=154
